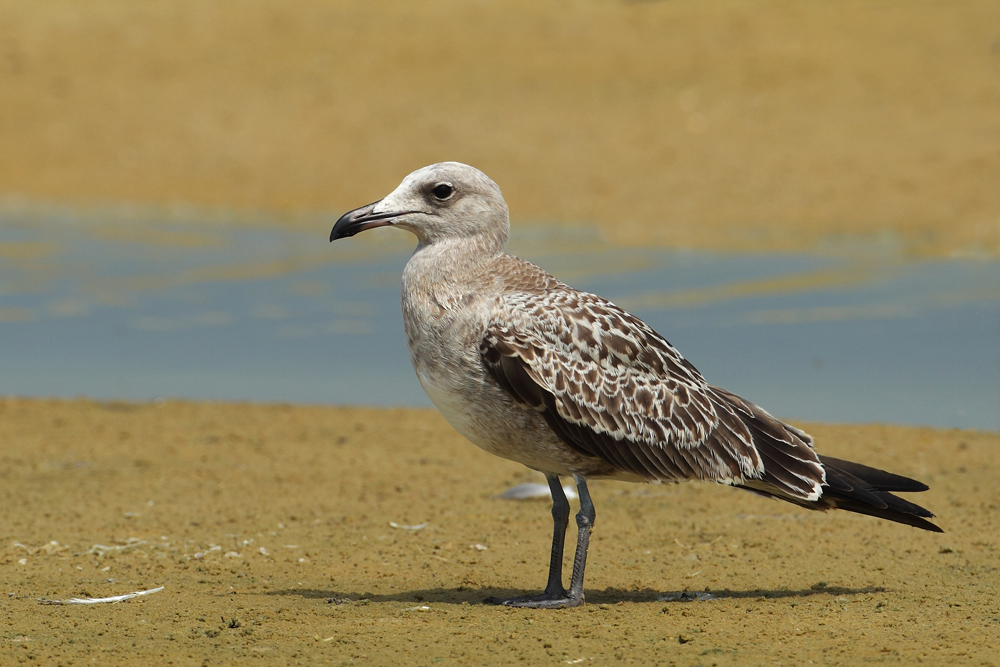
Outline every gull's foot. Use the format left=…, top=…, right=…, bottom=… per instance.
left=483, top=592, right=584, bottom=609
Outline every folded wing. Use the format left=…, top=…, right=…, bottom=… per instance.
left=481, top=289, right=826, bottom=501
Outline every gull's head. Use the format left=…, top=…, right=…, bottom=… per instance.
left=330, top=162, right=509, bottom=251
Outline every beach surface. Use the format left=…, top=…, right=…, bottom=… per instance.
left=2, top=1, right=998, bottom=664
left=2, top=398, right=997, bottom=665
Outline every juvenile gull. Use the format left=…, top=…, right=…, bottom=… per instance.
left=330, top=162, right=941, bottom=609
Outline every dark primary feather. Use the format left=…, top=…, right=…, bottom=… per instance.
left=480, top=269, right=941, bottom=533
left=815, top=456, right=942, bottom=532
left=819, top=456, right=929, bottom=492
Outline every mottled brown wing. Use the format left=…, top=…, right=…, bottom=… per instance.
left=480, top=288, right=825, bottom=499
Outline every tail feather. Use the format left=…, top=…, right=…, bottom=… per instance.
left=817, top=455, right=942, bottom=533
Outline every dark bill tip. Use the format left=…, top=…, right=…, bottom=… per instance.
left=330, top=201, right=390, bottom=241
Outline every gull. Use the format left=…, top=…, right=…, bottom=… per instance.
left=330, top=162, right=941, bottom=609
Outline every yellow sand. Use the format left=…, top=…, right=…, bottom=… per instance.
left=2, top=3, right=998, bottom=663
left=2, top=0, right=999, bottom=255
left=2, top=398, right=997, bottom=665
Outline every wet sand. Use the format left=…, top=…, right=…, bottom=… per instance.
left=2, top=398, right=997, bottom=665
left=2, top=0, right=1000, bottom=255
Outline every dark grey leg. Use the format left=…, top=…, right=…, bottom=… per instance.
left=485, top=474, right=593, bottom=609
left=542, top=474, right=571, bottom=596
left=565, top=475, right=595, bottom=603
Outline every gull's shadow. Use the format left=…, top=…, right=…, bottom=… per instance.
left=265, top=584, right=885, bottom=605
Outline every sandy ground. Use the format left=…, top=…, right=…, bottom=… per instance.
left=2, top=0, right=1000, bottom=255
left=1, top=398, right=997, bottom=665
left=2, top=2, right=998, bottom=665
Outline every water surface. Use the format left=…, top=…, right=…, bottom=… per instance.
left=1, top=208, right=997, bottom=431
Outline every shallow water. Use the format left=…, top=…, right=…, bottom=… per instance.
left=1, top=208, right=997, bottom=430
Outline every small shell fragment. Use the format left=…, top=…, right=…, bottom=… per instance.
left=498, top=483, right=579, bottom=501
left=388, top=522, right=428, bottom=530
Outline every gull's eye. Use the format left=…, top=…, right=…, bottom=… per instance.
left=432, top=182, right=455, bottom=201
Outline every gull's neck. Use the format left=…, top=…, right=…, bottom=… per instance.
left=405, top=234, right=504, bottom=286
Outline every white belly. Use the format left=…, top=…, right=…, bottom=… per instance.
left=416, top=368, right=487, bottom=447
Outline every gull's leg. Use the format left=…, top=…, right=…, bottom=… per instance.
left=565, top=475, right=595, bottom=604
left=541, top=474, right=571, bottom=596
left=484, top=474, right=572, bottom=608
left=486, top=475, right=594, bottom=609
